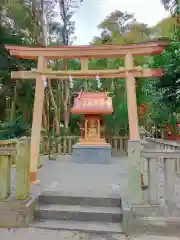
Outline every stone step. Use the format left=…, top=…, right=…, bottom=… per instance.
left=30, top=219, right=124, bottom=234
left=39, top=192, right=121, bottom=207
left=35, top=204, right=122, bottom=222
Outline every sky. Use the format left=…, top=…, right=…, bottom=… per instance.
left=72, top=0, right=169, bottom=45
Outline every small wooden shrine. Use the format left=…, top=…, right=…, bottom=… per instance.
left=71, top=91, right=113, bottom=145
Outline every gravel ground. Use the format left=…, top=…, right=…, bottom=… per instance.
left=15, top=155, right=130, bottom=199
left=0, top=228, right=180, bottom=240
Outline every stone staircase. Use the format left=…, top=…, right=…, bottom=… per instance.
left=30, top=191, right=124, bottom=234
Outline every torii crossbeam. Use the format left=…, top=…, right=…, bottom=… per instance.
left=11, top=67, right=163, bottom=79
left=6, top=41, right=168, bottom=184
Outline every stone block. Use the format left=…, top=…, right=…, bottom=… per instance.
left=72, top=144, right=112, bottom=164
left=127, top=140, right=142, bottom=204
left=0, top=197, right=38, bottom=227
left=15, top=139, right=30, bottom=200
left=121, top=203, right=180, bottom=236
left=0, top=155, right=11, bottom=200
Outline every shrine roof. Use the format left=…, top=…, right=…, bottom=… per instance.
left=78, top=92, right=108, bottom=99
left=71, top=91, right=113, bottom=115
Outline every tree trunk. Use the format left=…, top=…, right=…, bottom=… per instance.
left=42, top=106, right=48, bottom=130
left=0, top=85, right=10, bottom=99
left=63, top=60, right=70, bottom=134
left=63, top=81, right=70, bottom=134
left=45, top=90, right=50, bottom=130
left=0, top=96, right=6, bottom=121
left=31, top=0, right=60, bottom=137
left=10, top=85, right=17, bottom=121
left=171, top=113, right=177, bottom=140
left=57, top=80, right=61, bottom=123
left=47, top=80, right=60, bottom=136
left=58, top=0, right=71, bottom=134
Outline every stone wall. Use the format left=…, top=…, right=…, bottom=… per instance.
left=0, top=137, right=38, bottom=228
left=0, top=197, right=37, bottom=227
left=122, top=141, right=180, bottom=235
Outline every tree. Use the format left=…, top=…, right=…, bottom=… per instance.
left=90, top=10, right=180, bottom=135
left=91, top=11, right=135, bottom=44
left=155, top=27, right=180, bottom=111
left=151, top=27, right=180, bottom=138
left=0, top=16, right=35, bottom=121
left=92, top=10, right=155, bottom=45
left=161, top=0, right=179, bottom=23
left=161, top=0, right=179, bottom=15
left=152, top=16, right=178, bottom=38
left=56, top=0, right=84, bottom=134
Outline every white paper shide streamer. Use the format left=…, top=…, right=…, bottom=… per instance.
left=42, top=75, right=47, bottom=88
left=96, top=73, right=102, bottom=89
left=69, top=74, right=74, bottom=89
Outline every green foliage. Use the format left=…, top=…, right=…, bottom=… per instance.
left=154, top=27, right=180, bottom=113
left=161, top=0, right=179, bottom=17
left=0, top=115, right=29, bottom=139
left=0, top=22, right=35, bottom=121
left=154, top=17, right=178, bottom=38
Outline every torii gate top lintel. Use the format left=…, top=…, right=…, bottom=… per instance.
left=5, top=40, right=168, bottom=59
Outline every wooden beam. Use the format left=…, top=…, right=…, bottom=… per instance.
left=125, top=53, right=142, bottom=204
left=125, top=53, right=139, bottom=140
left=34, top=68, right=138, bottom=75
left=30, top=56, right=46, bottom=184
left=11, top=68, right=163, bottom=79
left=5, top=41, right=168, bottom=59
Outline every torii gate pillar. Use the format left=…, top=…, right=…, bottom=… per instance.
left=30, top=56, right=46, bottom=183
left=125, top=53, right=142, bottom=204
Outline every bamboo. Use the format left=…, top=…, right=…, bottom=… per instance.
left=63, top=138, right=67, bottom=154
left=47, top=80, right=60, bottom=136
left=68, top=137, right=72, bottom=154
left=40, top=136, right=128, bottom=155
left=114, top=138, right=118, bottom=153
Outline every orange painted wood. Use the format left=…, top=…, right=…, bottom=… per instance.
left=71, top=92, right=113, bottom=114
left=125, top=53, right=140, bottom=140
left=11, top=68, right=163, bottom=80
left=5, top=41, right=168, bottom=59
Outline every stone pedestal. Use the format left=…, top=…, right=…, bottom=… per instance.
left=0, top=139, right=18, bottom=166
left=15, top=138, right=30, bottom=200
left=72, top=143, right=112, bottom=164
left=0, top=154, right=11, bottom=199
left=128, top=140, right=142, bottom=204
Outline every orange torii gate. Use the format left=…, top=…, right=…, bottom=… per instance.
left=6, top=41, right=167, bottom=191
